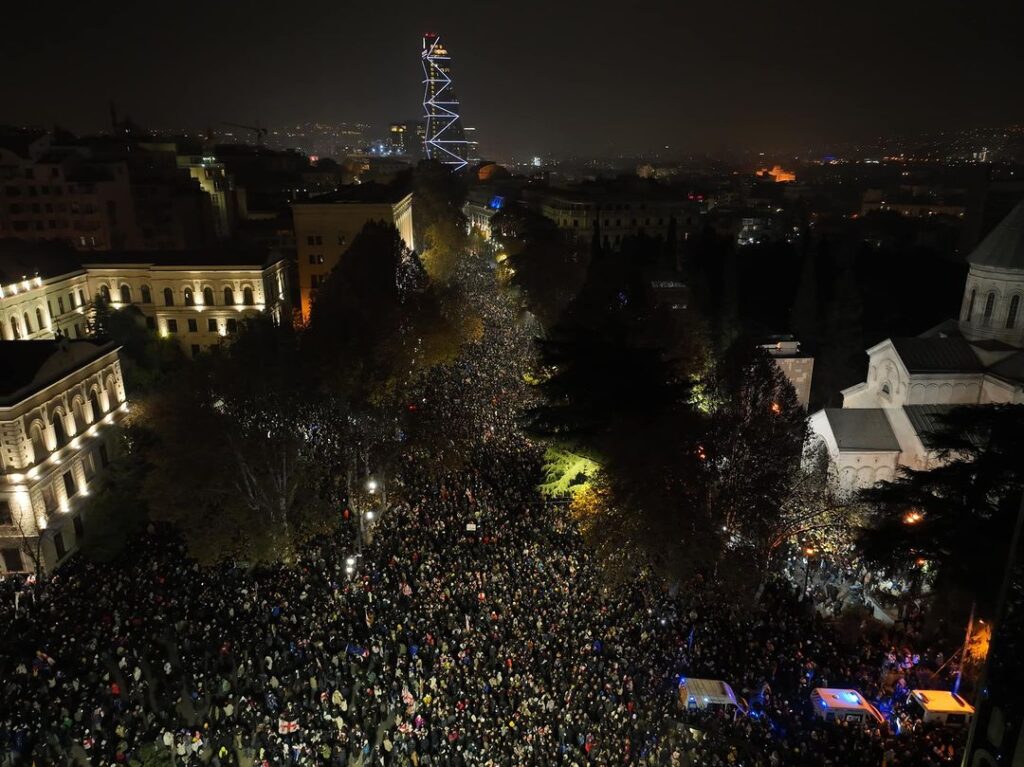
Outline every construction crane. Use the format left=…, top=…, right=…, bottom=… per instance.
left=221, top=122, right=268, bottom=147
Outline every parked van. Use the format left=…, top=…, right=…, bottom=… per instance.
left=908, top=690, right=974, bottom=727
left=678, top=678, right=748, bottom=716
left=810, top=688, right=885, bottom=726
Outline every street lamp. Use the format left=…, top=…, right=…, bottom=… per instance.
left=803, top=547, right=817, bottom=598
left=366, top=479, right=378, bottom=494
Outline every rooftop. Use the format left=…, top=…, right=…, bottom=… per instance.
left=296, top=182, right=411, bottom=206
left=968, top=199, right=1024, bottom=272
left=823, top=409, right=901, bottom=452
left=0, top=340, right=117, bottom=407
left=890, top=336, right=984, bottom=374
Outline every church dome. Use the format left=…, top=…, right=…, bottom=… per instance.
left=959, top=200, right=1024, bottom=348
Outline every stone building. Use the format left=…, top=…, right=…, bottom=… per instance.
left=292, top=185, right=414, bottom=321
left=0, top=246, right=290, bottom=357
left=0, top=340, right=126, bottom=574
left=809, top=200, right=1024, bottom=491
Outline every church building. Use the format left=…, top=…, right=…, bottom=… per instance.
left=809, top=200, right=1024, bottom=491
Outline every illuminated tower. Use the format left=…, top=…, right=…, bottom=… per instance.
left=421, top=33, right=469, bottom=171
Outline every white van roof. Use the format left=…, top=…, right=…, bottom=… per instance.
left=812, top=688, right=885, bottom=723
left=680, top=678, right=738, bottom=705
left=909, top=690, right=975, bottom=715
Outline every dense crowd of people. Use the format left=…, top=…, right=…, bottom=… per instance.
left=0, top=246, right=970, bottom=767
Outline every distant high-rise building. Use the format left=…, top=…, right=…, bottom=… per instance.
left=421, top=33, right=469, bottom=171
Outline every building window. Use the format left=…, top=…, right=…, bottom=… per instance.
left=226, top=318, right=238, bottom=334
left=203, top=287, right=215, bottom=306
left=120, top=284, right=132, bottom=304
left=223, top=287, right=235, bottom=306
left=166, top=319, right=178, bottom=333
left=63, top=470, right=77, bottom=498
left=207, top=318, right=217, bottom=332
left=191, top=344, right=201, bottom=357
left=187, top=318, right=198, bottom=332
left=54, top=531, right=67, bottom=560
left=243, top=287, right=255, bottom=306
left=78, top=289, right=86, bottom=307
left=1007, top=295, right=1020, bottom=329
left=183, top=288, right=195, bottom=306
left=73, top=515, right=85, bottom=540
left=983, top=292, right=996, bottom=326
left=58, top=296, right=65, bottom=314
left=141, top=285, right=152, bottom=304
left=307, top=235, right=316, bottom=245
left=98, top=286, right=110, bottom=304
left=145, top=316, right=156, bottom=330
left=53, top=415, right=68, bottom=448
left=163, top=288, right=175, bottom=306
left=35, top=307, right=44, bottom=330
left=83, top=452, right=96, bottom=479
left=0, top=500, right=11, bottom=525
left=23, top=312, right=32, bottom=334
left=9, top=316, right=21, bottom=339
left=1, top=548, right=22, bottom=572
left=98, top=444, right=110, bottom=467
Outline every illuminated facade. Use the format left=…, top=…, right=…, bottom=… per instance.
left=0, top=251, right=290, bottom=357
left=0, top=340, right=127, bottom=574
left=421, top=34, right=469, bottom=171
left=292, top=188, right=415, bottom=321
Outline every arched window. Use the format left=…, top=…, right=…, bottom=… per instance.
left=30, top=423, right=46, bottom=463
left=35, top=307, right=44, bottom=330
left=223, top=287, right=235, bottom=306
left=106, top=377, right=120, bottom=407
left=71, top=398, right=85, bottom=434
left=983, top=292, right=996, bottom=326
left=10, top=316, right=21, bottom=339
left=966, top=289, right=976, bottom=322
left=163, top=288, right=175, bottom=306
left=23, top=312, right=32, bottom=334
left=881, top=383, right=891, bottom=396
left=78, top=289, right=86, bottom=307
left=141, top=285, right=152, bottom=304
left=203, top=287, right=215, bottom=306
left=242, top=287, right=254, bottom=306
left=89, top=389, right=102, bottom=419
left=52, top=414, right=68, bottom=449
left=120, top=284, right=132, bottom=304
left=99, top=285, right=111, bottom=303
left=1007, top=295, right=1021, bottom=329
left=184, top=287, right=195, bottom=306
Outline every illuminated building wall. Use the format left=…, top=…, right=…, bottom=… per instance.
left=0, top=340, right=127, bottom=574
left=421, top=33, right=469, bottom=170
left=292, top=192, right=414, bottom=321
left=0, top=257, right=290, bottom=357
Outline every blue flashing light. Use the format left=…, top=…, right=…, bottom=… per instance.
left=839, top=691, right=861, bottom=705
left=488, top=195, right=505, bottom=210
left=819, top=698, right=828, bottom=708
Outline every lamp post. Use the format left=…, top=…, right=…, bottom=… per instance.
left=803, top=547, right=817, bottom=599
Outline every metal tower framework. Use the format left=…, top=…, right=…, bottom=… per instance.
left=421, top=34, right=469, bottom=171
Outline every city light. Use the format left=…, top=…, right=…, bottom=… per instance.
left=904, top=510, right=924, bottom=525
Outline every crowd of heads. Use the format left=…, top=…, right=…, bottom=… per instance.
left=0, top=239, right=970, bottom=767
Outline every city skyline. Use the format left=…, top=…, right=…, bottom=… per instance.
left=3, top=0, right=1023, bottom=159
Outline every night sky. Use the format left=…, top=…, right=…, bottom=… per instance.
left=3, top=0, right=1022, bottom=159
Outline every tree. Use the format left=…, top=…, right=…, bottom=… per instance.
left=77, top=425, right=151, bottom=562
left=410, top=159, right=468, bottom=249
left=790, top=230, right=820, bottom=348
left=702, top=337, right=807, bottom=557
left=302, top=220, right=471, bottom=405
left=420, top=218, right=467, bottom=284
left=858, top=405, right=1024, bottom=614
left=142, top=318, right=347, bottom=564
